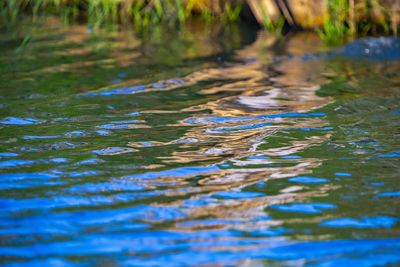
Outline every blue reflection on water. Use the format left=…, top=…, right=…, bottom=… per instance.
left=271, top=203, right=337, bottom=214
left=98, top=124, right=134, bottom=129
left=138, top=142, right=154, bottom=146
left=65, top=130, right=86, bottom=137
left=379, top=191, right=400, bottom=197
left=378, top=154, right=400, bottom=158
left=335, top=172, right=352, bottom=177
left=92, top=147, right=136, bottom=154
left=123, top=165, right=219, bottom=180
left=75, top=158, right=102, bottom=165
left=320, top=216, right=400, bottom=228
left=49, top=158, right=68, bottom=163
left=288, top=176, right=329, bottom=183
left=66, top=180, right=146, bottom=193
left=185, top=112, right=326, bottom=124
left=0, top=206, right=183, bottom=236
left=96, top=130, right=111, bottom=135
left=294, top=127, right=334, bottom=131
left=5, top=236, right=397, bottom=266
left=249, top=228, right=291, bottom=237
left=0, top=180, right=64, bottom=190
left=0, top=172, right=59, bottom=181
left=213, top=191, right=266, bottom=199
left=248, top=155, right=270, bottom=159
left=4, top=258, right=75, bottom=267
left=99, top=120, right=139, bottom=129
left=370, top=182, right=384, bottom=186
left=82, top=85, right=147, bottom=96
left=0, top=117, right=39, bottom=125
left=0, top=195, right=115, bottom=212
left=0, top=160, right=35, bottom=168
left=280, top=155, right=302, bottom=159
left=0, top=152, right=19, bottom=157
left=152, top=83, right=166, bottom=89
left=50, top=170, right=100, bottom=177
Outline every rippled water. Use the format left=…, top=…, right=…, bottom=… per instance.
left=1, top=19, right=400, bottom=266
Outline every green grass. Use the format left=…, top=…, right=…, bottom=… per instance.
left=317, top=0, right=350, bottom=44
left=1, top=0, right=398, bottom=43
left=258, top=3, right=285, bottom=32
left=0, top=0, right=243, bottom=30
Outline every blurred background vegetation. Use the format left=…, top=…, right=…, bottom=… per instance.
left=1, top=0, right=399, bottom=43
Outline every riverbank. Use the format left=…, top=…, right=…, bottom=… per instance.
left=1, top=0, right=399, bottom=43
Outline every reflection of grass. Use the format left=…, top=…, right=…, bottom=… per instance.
left=1, top=0, right=397, bottom=42
left=0, top=18, right=243, bottom=100
left=0, top=0, right=243, bottom=29
left=316, top=56, right=399, bottom=98
left=317, top=81, right=357, bottom=97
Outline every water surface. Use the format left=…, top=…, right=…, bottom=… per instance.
left=1, top=19, right=400, bottom=266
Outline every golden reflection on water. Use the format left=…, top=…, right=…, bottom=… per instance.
left=112, top=32, right=339, bottom=232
